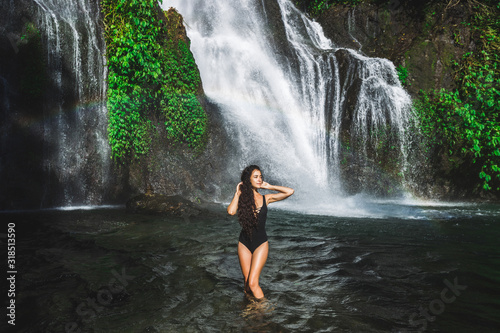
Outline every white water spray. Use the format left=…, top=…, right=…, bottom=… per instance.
left=165, top=0, right=415, bottom=212
left=34, top=0, right=110, bottom=206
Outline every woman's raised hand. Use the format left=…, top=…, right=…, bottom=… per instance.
left=228, top=182, right=243, bottom=215
left=261, top=182, right=294, bottom=204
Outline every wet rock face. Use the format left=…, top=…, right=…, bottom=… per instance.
left=317, top=0, right=474, bottom=97
left=1, top=0, right=49, bottom=209
left=0, top=0, right=120, bottom=209
left=126, top=193, right=201, bottom=217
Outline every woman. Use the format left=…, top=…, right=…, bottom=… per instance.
left=227, top=165, right=294, bottom=299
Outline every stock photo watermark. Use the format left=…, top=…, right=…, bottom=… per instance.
left=64, top=267, right=136, bottom=333
left=405, top=276, right=467, bottom=332
left=6, top=222, right=17, bottom=326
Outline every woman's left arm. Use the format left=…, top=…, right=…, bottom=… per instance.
left=261, top=182, right=294, bottom=204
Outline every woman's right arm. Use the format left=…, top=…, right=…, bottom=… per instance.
left=227, top=182, right=242, bottom=215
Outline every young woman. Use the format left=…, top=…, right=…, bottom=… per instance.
left=227, top=165, right=294, bottom=299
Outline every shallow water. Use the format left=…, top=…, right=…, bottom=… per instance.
left=3, top=202, right=500, bottom=332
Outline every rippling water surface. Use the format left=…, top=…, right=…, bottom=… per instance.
left=4, top=202, right=500, bottom=332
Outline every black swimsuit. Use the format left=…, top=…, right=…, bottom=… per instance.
left=239, top=195, right=268, bottom=253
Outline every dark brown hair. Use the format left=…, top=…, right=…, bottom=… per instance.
left=237, top=165, right=261, bottom=238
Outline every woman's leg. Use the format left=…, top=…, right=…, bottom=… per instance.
left=247, top=241, right=269, bottom=299
left=238, top=242, right=252, bottom=291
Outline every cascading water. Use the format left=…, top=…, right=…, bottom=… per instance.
left=347, top=8, right=362, bottom=51
left=164, top=0, right=415, bottom=213
left=32, top=0, right=111, bottom=207
left=1, top=0, right=415, bottom=211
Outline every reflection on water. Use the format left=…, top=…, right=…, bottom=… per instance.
left=3, top=202, right=500, bottom=332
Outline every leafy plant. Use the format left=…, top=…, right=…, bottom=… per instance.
left=396, top=65, right=409, bottom=86
left=101, top=0, right=207, bottom=162
left=413, top=0, right=500, bottom=192
left=294, top=0, right=361, bottom=17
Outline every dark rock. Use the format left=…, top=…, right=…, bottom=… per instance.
left=126, top=194, right=202, bottom=217
left=318, top=0, right=473, bottom=98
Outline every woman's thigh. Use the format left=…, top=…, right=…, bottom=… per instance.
left=248, top=241, right=269, bottom=282
left=238, top=242, right=252, bottom=280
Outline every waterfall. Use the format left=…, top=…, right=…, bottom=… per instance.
left=33, top=0, right=110, bottom=207
left=347, top=8, right=362, bottom=51
left=164, top=0, right=415, bottom=211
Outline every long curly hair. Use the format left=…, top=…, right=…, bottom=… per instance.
left=237, top=165, right=261, bottom=239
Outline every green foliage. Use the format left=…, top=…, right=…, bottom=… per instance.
left=415, top=88, right=500, bottom=191
left=101, top=0, right=206, bottom=162
left=396, top=65, right=409, bottom=86
left=163, top=93, right=205, bottom=146
left=414, top=0, right=500, bottom=191
left=294, top=0, right=362, bottom=17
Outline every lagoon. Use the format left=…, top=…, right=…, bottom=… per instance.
left=3, top=202, right=500, bottom=332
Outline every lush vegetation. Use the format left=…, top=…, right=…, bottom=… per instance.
left=414, top=0, right=500, bottom=191
left=102, top=0, right=206, bottom=162
left=396, top=65, right=409, bottom=87
left=294, top=0, right=361, bottom=17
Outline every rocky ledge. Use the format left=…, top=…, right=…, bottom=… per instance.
left=126, top=194, right=202, bottom=217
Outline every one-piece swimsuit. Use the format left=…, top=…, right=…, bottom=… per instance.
left=239, top=195, right=268, bottom=253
